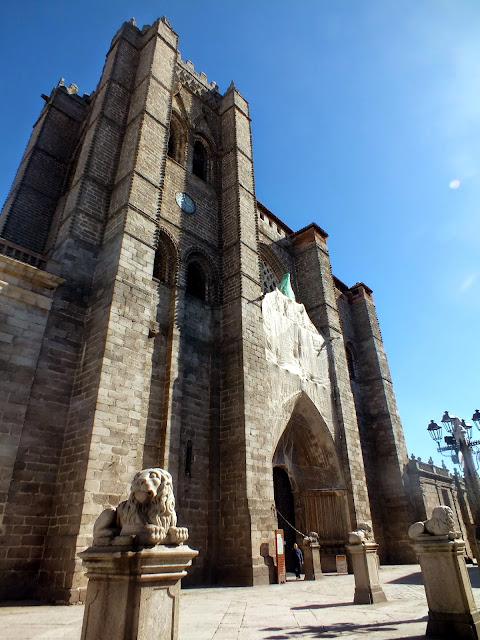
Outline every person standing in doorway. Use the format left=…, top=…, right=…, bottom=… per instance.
left=292, top=543, right=303, bottom=580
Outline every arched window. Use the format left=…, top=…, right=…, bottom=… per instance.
left=167, top=117, right=186, bottom=165
left=153, top=231, right=177, bottom=285
left=345, top=343, right=357, bottom=381
left=186, top=262, right=206, bottom=300
left=261, top=260, right=278, bottom=294
left=192, top=140, right=208, bottom=181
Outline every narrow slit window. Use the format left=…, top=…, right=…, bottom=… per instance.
left=346, top=344, right=356, bottom=381
left=185, top=440, right=193, bottom=477
left=167, top=129, right=176, bottom=159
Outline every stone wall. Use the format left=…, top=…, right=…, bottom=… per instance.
left=0, top=15, right=424, bottom=600
left=0, top=255, right=63, bottom=599
left=406, top=458, right=475, bottom=559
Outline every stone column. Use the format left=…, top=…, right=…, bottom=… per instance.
left=346, top=542, right=386, bottom=604
left=218, top=84, right=276, bottom=585
left=80, top=467, right=198, bottom=640
left=411, top=536, right=480, bottom=639
left=302, top=538, right=323, bottom=581
left=80, top=545, right=198, bottom=640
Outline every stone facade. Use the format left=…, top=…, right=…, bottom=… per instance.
left=0, top=16, right=464, bottom=602
left=406, top=458, right=476, bottom=559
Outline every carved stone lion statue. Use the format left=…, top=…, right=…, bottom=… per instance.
left=303, top=531, right=319, bottom=545
left=408, top=505, right=458, bottom=540
left=93, top=468, right=189, bottom=547
left=348, top=522, right=373, bottom=545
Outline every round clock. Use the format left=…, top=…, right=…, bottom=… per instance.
left=175, top=192, right=196, bottom=214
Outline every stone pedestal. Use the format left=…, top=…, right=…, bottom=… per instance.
left=412, top=536, right=480, bottom=639
left=346, top=542, right=386, bottom=604
left=80, top=544, right=198, bottom=640
left=303, top=541, right=323, bottom=581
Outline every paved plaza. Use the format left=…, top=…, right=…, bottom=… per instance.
left=2, top=564, right=480, bottom=640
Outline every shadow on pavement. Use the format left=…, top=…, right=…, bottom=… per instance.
left=385, top=570, right=423, bottom=585
left=290, top=602, right=353, bottom=610
left=384, top=565, right=480, bottom=589
left=261, top=617, right=428, bottom=639
left=0, top=600, right=46, bottom=607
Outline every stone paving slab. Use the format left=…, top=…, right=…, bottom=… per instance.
left=2, top=565, right=480, bottom=639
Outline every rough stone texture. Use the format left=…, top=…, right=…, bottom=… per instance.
left=406, top=459, right=475, bottom=559
left=0, top=16, right=472, bottom=602
left=80, top=467, right=196, bottom=640
left=412, top=536, right=480, bottom=639
left=346, top=541, right=387, bottom=604
left=0, top=256, right=64, bottom=596
left=302, top=539, right=323, bottom=581
left=80, top=545, right=198, bottom=640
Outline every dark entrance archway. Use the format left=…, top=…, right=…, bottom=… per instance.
left=272, top=393, right=350, bottom=571
left=273, top=467, right=296, bottom=572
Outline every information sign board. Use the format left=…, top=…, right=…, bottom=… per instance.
left=275, top=529, right=286, bottom=584
left=336, top=554, right=348, bottom=574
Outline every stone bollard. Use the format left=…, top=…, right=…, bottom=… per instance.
left=302, top=532, right=323, bottom=581
left=346, top=522, right=387, bottom=604
left=409, top=505, right=480, bottom=640
left=79, top=468, right=198, bottom=640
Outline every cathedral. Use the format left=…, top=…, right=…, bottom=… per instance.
left=0, top=17, right=472, bottom=603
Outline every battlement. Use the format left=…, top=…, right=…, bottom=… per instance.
left=177, top=56, right=218, bottom=93
left=41, top=78, right=92, bottom=105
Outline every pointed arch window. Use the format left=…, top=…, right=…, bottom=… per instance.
left=153, top=232, right=177, bottom=285
left=192, top=140, right=208, bottom=181
left=261, top=260, right=278, bottom=294
left=167, top=118, right=186, bottom=165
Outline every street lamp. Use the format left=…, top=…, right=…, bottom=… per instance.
left=427, top=410, right=480, bottom=533
left=473, top=410, right=480, bottom=432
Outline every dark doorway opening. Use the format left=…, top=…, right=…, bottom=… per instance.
left=273, top=467, right=296, bottom=572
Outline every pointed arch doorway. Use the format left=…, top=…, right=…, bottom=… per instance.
left=272, top=394, right=351, bottom=571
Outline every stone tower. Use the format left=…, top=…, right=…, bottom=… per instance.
left=0, top=17, right=414, bottom=602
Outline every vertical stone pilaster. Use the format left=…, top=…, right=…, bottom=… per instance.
left=35, top=18, right=179, bottom=602
left=291, top=226, right=372, bottom=530
left=1, top=20, right=145, bottom=601
left=351, top=284, right=412, bottom=562
left=58, top=18, right=179, bottom=602
left=218, top=85, right=276, bottom=585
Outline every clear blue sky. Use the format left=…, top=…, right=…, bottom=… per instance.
left=1, top=1, right=479, bottom=470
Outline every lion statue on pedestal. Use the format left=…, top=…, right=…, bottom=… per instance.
left=408, top=505, right=458, bottom=540
left=93, top=468, right=189, bottom=547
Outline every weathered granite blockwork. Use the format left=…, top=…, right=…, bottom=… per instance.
left=0, top=256, right=63, bottom=599
left=0, top=15, right=464, bottom=601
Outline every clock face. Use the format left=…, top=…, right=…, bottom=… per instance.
left=175, top=192, right=196, bottom=214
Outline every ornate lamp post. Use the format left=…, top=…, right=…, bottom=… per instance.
left=427, top=411, right=480, bottom=532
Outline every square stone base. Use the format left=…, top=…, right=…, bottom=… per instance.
left=80, top=544, right=198, bottom=640
left=427, top=610, right=480, bottom=639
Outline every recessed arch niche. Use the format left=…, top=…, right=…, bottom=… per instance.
left=272, top=393, right=351, bottom=567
